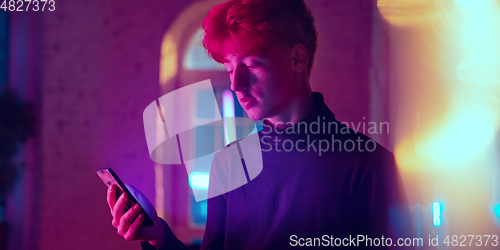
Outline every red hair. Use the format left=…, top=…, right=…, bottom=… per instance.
left=202, top=0, right=318, bottom=76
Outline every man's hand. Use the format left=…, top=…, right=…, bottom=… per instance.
left=107, top=184, right=165, bottom=249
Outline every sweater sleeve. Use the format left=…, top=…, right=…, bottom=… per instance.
left=199, top=148, right=229, bottom=249
left=367, top=149, right=414, bottom=249
left=140, top=218, right=189, bottom=250
left=200, top=194, right=227, bottom=249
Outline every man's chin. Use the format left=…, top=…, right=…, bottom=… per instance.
left=245, top=110, right=264, bottom=121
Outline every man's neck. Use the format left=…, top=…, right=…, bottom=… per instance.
left=265, top=90, right=314, bottom=129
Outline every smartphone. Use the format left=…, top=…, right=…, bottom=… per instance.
left=97, top=168, right=154, bottom=227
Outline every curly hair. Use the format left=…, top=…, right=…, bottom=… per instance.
left=202, top=0, right=318, bottom=77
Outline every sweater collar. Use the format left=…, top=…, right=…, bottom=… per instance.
left=259, top=92, right=336, bottom=139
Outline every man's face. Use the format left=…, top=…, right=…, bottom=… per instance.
left=223, top=46, right=298, bottom=121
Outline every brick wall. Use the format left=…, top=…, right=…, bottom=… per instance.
left=38, top=0, right=194, bottom=249
left=308, top=0, right=375, bottom=125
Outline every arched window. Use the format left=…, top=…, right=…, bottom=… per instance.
left=184, top=28, right=226, bottom=71
left=155, top=0, right=247, bottom=245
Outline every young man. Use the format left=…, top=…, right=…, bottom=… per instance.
left=107, top=0, right=413, bottom=249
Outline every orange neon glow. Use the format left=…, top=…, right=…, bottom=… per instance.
left=380, top=0, right=500, bottom=245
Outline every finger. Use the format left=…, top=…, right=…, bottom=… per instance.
left=107, top=185, right=118, bottom=210
left=112, top=193, right=129, bottom=228
left=124, top=212, right=145, bottom=241
left=118, top=203, right=142, bottom=235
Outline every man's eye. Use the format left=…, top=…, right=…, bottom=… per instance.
left=247, top=63, right=260, bottom=69
left=227, top=70, right=233, bottom=75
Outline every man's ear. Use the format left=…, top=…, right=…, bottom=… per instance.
left=291, top=43, right=308, bottom=73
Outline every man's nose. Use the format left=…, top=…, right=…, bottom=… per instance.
left=230, top=65, right=250, bottom=92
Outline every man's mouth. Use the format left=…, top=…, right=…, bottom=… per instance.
left=239, top=97, right=257, bottom=110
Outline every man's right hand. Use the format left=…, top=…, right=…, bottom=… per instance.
left=107, top=184, right=165, bottom=249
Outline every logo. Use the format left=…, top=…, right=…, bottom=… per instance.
left=143, top=79, right=263, bottom=201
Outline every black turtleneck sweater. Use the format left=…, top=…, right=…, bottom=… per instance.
left=144, top=92, right=412, bottom=250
